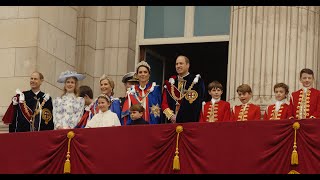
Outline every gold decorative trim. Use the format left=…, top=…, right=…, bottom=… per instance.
left=173, top=125, right=183, bottom=171
left=291, top=122, right=300, bottom=165
left=163, top=108, right=174, bottom=119
left=288, top=170, right=300, bottom=174
left=64, top=131, right=75, bottom=174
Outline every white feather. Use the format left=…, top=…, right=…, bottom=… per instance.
left=169, top=78, right=175, bottom=84
left=43, top=93, right=50, bottom=101
left=193, top=74, right=201, bottom=84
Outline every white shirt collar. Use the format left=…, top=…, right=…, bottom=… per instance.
left=139, top=85, right=146, bottom=91
left=275, top=99, right=286, bottom=111
left=177, top=72, right=190, bottom=80
left=241, top=99, right=252, bottom=106
left=32, top=90, right=40, bottom=95
left=302, top=87, right=309, bottom=93
left=211, top=98, right=220, bottom=105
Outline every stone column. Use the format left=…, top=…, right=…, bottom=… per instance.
left=0, top=6, right=41, bottom=133
left=104, top=6, right=138, bottom=98
left=0, top=6, right=78, bottom=133
left=76, top=6, right=138, bottom=98
left=38, top=6, right=78, bottom=98
left=227, top=6, right=320, bottom=112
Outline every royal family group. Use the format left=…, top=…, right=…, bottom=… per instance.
left=2, top=55, right=319, bottom=132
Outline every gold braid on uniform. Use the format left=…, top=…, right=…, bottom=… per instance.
left=22, top=101, right=31, bottom=118
left=163, top=108, right=175, bottom=119
left=270, top=104, right=283, bottom=120
left=170, top=82, right=196, bottom=101
left=169, top=74, right=200, bottom=102
left=32, top=99, right=47, bottom=118
left=296, top=89, right=310, bottom=119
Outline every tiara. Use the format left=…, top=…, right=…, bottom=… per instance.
left=136, top=61, right=151, bottom=71
left=98, top=94, right=111, bottom=102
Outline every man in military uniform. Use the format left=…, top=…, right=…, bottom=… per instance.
left=161, top=55, right=205, bottom=123
left=119, top=72, right=139, bottom=109
left=2, top=71, right=54, bottom=132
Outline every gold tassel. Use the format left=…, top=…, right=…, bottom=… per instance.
left=64, top=159, right=71, bottom=174
left=64, top=131, right=75, bottom=174
left=173, top=153, right=180, bottom=170
left=173, top=125, right=183, bottom=171
left=291, top=122, right=300, bottom=165
left=291, top=149, right=298, bottom=165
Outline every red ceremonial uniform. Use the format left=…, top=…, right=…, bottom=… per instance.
left=263, top=103, right=291, bottom=120
left=231, top=103, right=261, bottom=121
left=199, top=100, right=231, bottom=122
left=289, top=88, right=320, bottom=119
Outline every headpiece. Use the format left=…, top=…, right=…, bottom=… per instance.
left=57, top=70, right=85, bottom=83
left=136, top=61, right=151, bottom=72
left=122, top=72, right=139, bottom=83
left=97, top=94, right=111, bottom=102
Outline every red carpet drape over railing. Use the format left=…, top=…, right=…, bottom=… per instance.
left=1, top=119, right=320, bottom=174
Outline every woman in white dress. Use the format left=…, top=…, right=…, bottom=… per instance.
left=53, top=70, right=86, bottom=130
left=85, top=94, right=121, bottom=128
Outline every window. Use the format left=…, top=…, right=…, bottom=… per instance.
left=194, top=6, right=231, bottom=36
left=144, top=6, right=185, bottom=39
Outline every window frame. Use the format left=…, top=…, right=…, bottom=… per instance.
left=134, top=6, right=230, bottom=66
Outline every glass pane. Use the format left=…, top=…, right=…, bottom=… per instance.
left=194, top=6, right=230, bottom=36
left=144, top=6, right=185, bottom=39
left=146, top=52, right=163, bottom=86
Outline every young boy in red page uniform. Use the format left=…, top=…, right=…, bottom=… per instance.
left=289, top=68, right=320, bottom=119
left=199, top=81, right=230, bottom=122
left=264, top=83, right=292, bottom=120
left=231, top=84, right=261, bottom=121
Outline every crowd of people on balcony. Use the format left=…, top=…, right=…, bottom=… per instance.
left=2, top=55, right=320, bottom=133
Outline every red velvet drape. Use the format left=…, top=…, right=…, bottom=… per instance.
left=0, top=119, right=320, bottom=174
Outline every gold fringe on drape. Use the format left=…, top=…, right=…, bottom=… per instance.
left=64, top=131, right=75, bottom=174
left=288, top=170, right=300, bottom=174
left=291, top=122, right=300, bottom=165
left=173, top=125, right=183, bottom=171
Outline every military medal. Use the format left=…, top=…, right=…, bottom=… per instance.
left=150, top=104, right=161, bottom=118
left=185, top=90, right=198, bottom=104
left=42, top=108, right=53, bottom=124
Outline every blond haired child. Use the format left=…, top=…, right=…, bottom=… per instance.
left=231, top=84, right=261, bottom=121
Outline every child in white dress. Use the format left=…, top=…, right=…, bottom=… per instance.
left=85, top=94, right=121, bottom=128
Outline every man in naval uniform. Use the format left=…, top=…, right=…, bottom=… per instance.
left=161, top=55, right=205, bottom=123
left=119, top=72, right=139, bottom=109
left=2, top=71, right=54, bottom=132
